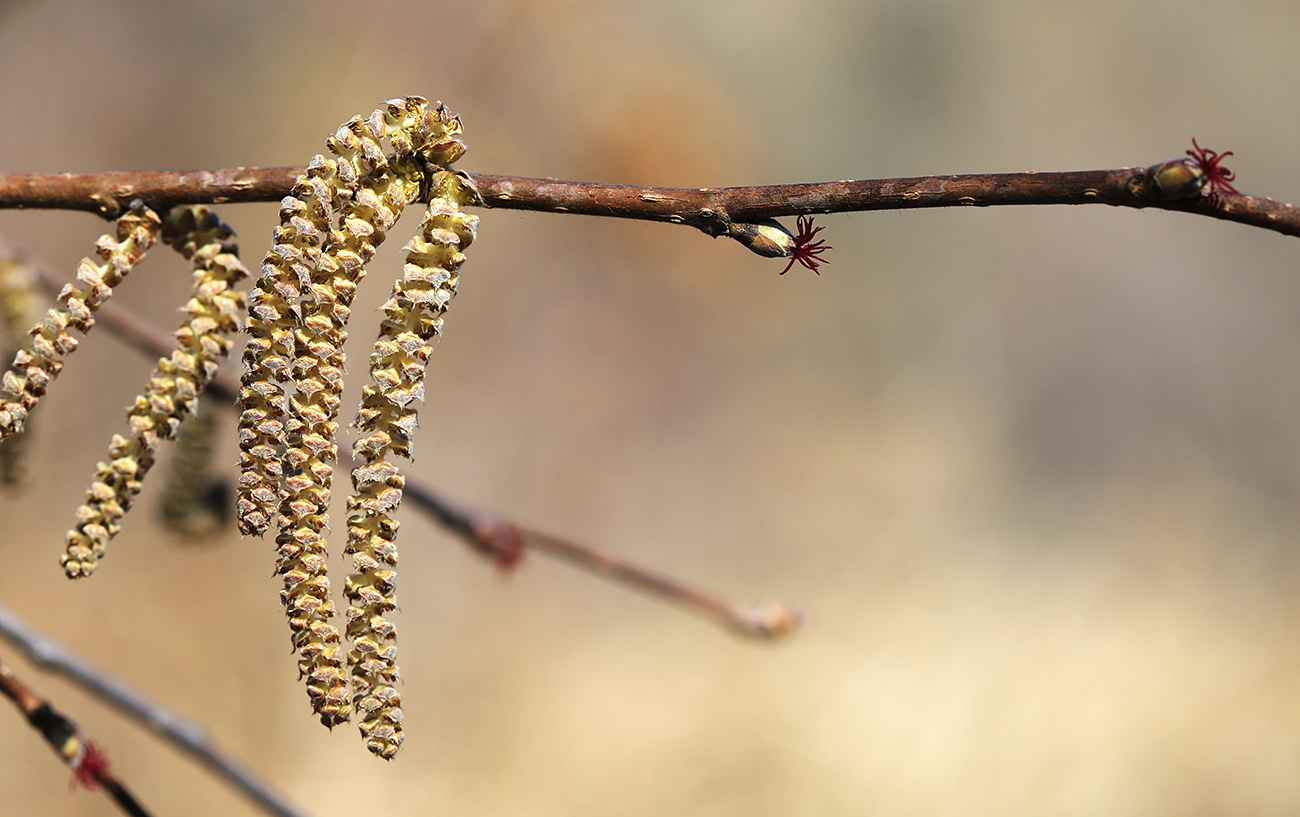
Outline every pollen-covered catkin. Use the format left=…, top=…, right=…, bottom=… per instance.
left=258, top=96, right=453, bottom=729
left=238, top=155, right=348, bottom=538
left=61, top=205, right=246, bottom=578
left=0, top=249, right=40, bottom=485
left=0, top=203, right=160, bottom=440
left=346, top=167, right=479, bottom=759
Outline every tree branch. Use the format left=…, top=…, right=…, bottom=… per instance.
left=0, top=654, right=152, bottom=817
left=2, top=165, right=1297, bottom=238
left=0, top=601, right=311, bottom=817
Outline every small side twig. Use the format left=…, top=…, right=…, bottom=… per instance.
left=0, top=653, right=151, bottom=817
left=403, top=479, right=803, bottom=638
left=0, top=601, right=312, bottom=817
left=28, top=263, right=802, bottom=639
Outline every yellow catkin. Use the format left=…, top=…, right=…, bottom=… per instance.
left=0, top=249, right=41, bottom=485
left=346, top=164, right=478, bottom=757
left=158, top=389, right=226, bottom=541
left=250, top=96, right=457, bottom=729
left=241, top=98, right=445, bottom=539
left=238, top=154, right=348, bottom=537
left=61, top=206, right=246, bottom=578
left=0, top=204, right=161, bottom=440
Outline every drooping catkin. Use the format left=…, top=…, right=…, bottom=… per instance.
left=250, top=96, right=455, bottom=729
left=0, top=203, right=160, bottom=440
left=238, top=155, right=346, bottom=538
left=346, top=167, right=479, bottom=759
left=0, top=249, right=40, bottom=485
left=240, top=97, right=443, bottom=538
left=61, top=205, right=246, bottom=578
left=158, top=384, right=228, bottom=541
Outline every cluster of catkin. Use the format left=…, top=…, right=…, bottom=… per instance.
left=0, top=204, right=246, bottom=573
left=62, top=206, right=247, bottom=577
left=0, top=96, right=473, bottom=760
left=238, top=96, right=477, bottom=758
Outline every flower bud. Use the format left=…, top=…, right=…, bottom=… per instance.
left=1146, top=157, right=1205, bottom=201
left=727, top=219, right=796, bottom=259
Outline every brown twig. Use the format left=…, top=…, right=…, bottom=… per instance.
left=1, top=165, right=1298, bottom=238
left=402, top=480, right=804, bottom=638
left=0, top=652, right=152, bottom=817
left=0, top=600, right=313, bottom=817
left=28, top=264, right=802, bottom=639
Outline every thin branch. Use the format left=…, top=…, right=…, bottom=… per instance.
left=402, top=479, right=804, bottom=638
left=0, top=600, right=312, bottom=817
left=0, top=654, right=152, bottom=817
left=1, top=165, right=1297, bottom=238
left=27, top=264, right=802, bottom=639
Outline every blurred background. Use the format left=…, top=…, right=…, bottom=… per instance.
left=3, top=2, right=1300, bottom=815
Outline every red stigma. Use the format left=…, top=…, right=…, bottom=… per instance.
left=781, top=216, right=832, bottom=275
left=70, top=741, right=110, bottom=791
left=1186, top=138, right=1240, bottom=197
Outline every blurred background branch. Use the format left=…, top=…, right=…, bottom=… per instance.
left=24, top=259, right=802, bottom=640
left=0, top=600, right=310, bottom=817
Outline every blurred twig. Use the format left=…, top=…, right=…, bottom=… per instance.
left=0, top=654, right=152, bottom=817
left=28, top=263, right=802, bottom=640
left=0, top=164, right=1296, bottom=237
left=403, top=479, right=804, bottom=638
left=0, top=600, right=312, bottom=817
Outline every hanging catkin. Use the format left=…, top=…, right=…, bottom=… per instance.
left=0, top=203, right=160, bottom=440
left=346, top=164, right=478, bottom=759
left=0, top=248, right=40, bottom=485
left=241, top=97, right=469, bottom=731
left=62, top=206, right=246, bottom=578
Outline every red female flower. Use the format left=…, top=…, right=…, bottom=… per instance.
left=1186, top=138, right=1240, bottom=197
left=70, top=741, right=110, bottom=791
left=781, top=216, right=832, bottom=275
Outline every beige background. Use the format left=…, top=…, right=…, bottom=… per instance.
left=3, top=1, right=1300, bottom=815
